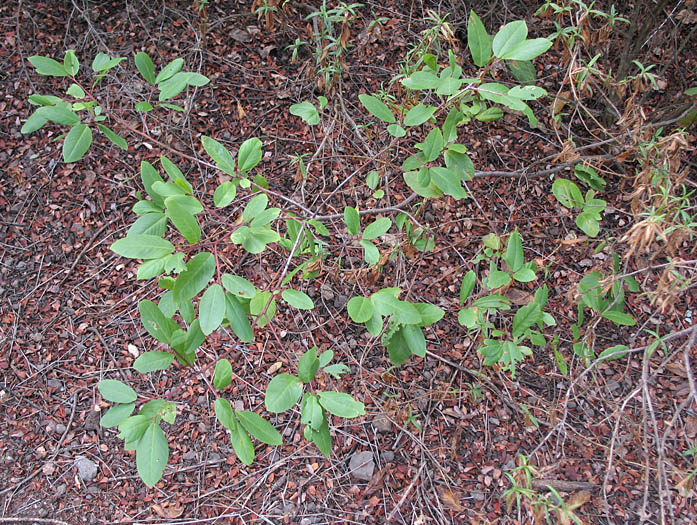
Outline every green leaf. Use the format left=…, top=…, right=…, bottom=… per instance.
left=139, top=299, right=179, bottom=344
left=513, top=268, right=536, bottom=282
left=282, top=289, right=314, bottom=310
left=429, top=166, right=467, bottom=199
left=344, top=206, right=360, bottom=235
left=323, top=363, right=350, bottom=379
left=597, top=344, right=629, bottom=361
left=213, top=358, right=233, bottom=390
left=249, top=291, right=276, bottom=328
left=401, top=70, right=440, bottom=90
left=160, top=155, right=193, bottom=193
left=387, top=124, right=406, bottom=137
left=224, top=294, right=254, bottom=342
left=360, top=239, right=380, bottom=265
left=317, top=391, right=365, bottom=418
left=173, top=252, right=215, bottom=303
left=243, top=193, right=268, bottom=222
left=117, top=415, right=150, bottom=446
left=362, top=217, right=391, bottom=240
left=133, top=351, right=174, bottom=373
left=421, top=127, right=444, bottom=162
left=404, top=104, right=437, bottom=126
left=230, top=420, right=255, bottom=465
left=92, top=52, right=125, bottom=72
left=27, top=94, right=63, bottom=106
left=28, top=55, right=68, bottom=76
left=406, top=304, right=440, bottom=329
left=347, top=296, right=374, bottom=323
left=100, top=403, right=135, bottom=428
left=500, top=38, right=552, bottom=61
left=512, top=303, right=541, bottom=338
left=62, top=124, right=92, bottom=163
left=492, top=20, right=527, bottom=59
left=165, top=197, right=201, bottom=244
left=136, top=422, right=169, bottom=487
left=21, top=110, right=48, bottom=134
left=297, top=346, right=319, bottom=383
left=318, top=349, right=333, bottom=368
left=308, top=418, right=332, bottom=456
left=508, top=85, right=547, bottom=101
left=504, top=231, right=524, bottom=272
left=155, top=57, right=184, bottom=83
left=238, top=137, right=263, bottom=173
left=98, top=379, right=137, bottom=403
left=358, top=94, right=395, bottom=123
left=134, top=52, right=156, bottom=83
left=290, top=101, right=319, bottom=125
left=601, top=310, right=636, bottom=326
left=485, top=270, right=511, bottom=289
left=136, top=101, right=153, bottom=112
left=473, top=294, right=510, bottom=309
left=301, top=394, right=324, bottom=430
left=97, top=124, right=128, bottom=150
left=214, top=181, right=237, bottom=208
left=401, top=324, right=427, bottom=357
left=236, top=411, right=282, bottom=445
left=576, top=211, right=600, bottom=237
left=475, top=106, right=503, bottom=122
left=128, top=213, right=167, bottom=238
left=265, top=374, right=303, bottom=413
left=222, top=274, right=257, bottom=299
left=199, top=284, right=226, bottom=336
left=214, top=398, right=235, bottom=429
left=458, top=308, right=477, bottom=328
left=141, top=161, right=166, bottom=208
left=552, top=178, right=584, bottom=208
left=111, top=235, right=174, bottom=259
left=139, top=399, right=176, bottom=424
left=66, top=83, right=85, bottom=99
left=507, top=60, right=537, bottom=85
left=468, top=11, right=491, bottom=67
left=460, top=270, right=476, bottom=304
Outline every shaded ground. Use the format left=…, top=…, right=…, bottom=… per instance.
left=1, top=0, right=696, bottom=523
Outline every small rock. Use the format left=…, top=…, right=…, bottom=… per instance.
left=348, top=451, right=375, bottom=481
left=320, top=284, right=335, bottom=301
left=471, top=490, right=486, bottom=501
left=372, top=415, right=393, bottom=433
left=47, top=379, right=62, bottom=389
left=183, top=451, right=197, bottom=461
left=75, top=456, right=98, bottom=482
left=54, top=423, right=67, bottom=434
left=381, top=451, right=395, bottom=462
left=84, top=409, right=100, bottom=431
left=54, top=484, right=66, bottom=497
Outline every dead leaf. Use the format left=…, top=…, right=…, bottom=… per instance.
left=567, top=490, right=591, bottom=509
left=152, top=502, right=184, bottom=519
left=441, top=488, right=465, bottom=512
left=364, top=464, right=389, bottom=496
left=506, top=288, right=534, bottom=305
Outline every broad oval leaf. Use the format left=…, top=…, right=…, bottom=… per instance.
left=238, top=137, right=263, bottom=173
left=134, top=52, right=156, bottom=83
left=100, top=403, right=135, bottom=428
left=222, top=274, right=257, bottom=298
left=243, top=193, right=268, bottom=222
left=387, top=124, right=406, bottom=137
left=136, top=422, right=169, bottom=487
left=230, top=421, right=254, bottom=465
left=347, top=296, right=374, bottom=323
left=468, top=11, right=491, bottom=67
left=552, top=178, right=584, bottom=208
left=460, top=270, right=476, bottom=304
left=214, top=181, right=237, bottom=207
left=202, top=135, right=236, bottom=175
left=111, top=235, right=174, bottom=260
left=139, top=299, right=178, bottom=344
left=500, top=38, right=552, bottom=61
left=512, top=303, right=541, bottom=338
left=492, top=20, right=527, bottom=59
left=97, top=124, right=128, bottom=150
left=360, top=239, right=380, bottom=265
left=133, top=351, right=174, bottom=373
left=597, top=344, right=630, bottom=361
left=344, top=206, right=360, bottom=235
left=214, top=398, right=235, bottom=429
left=601, top=310, right=636, bottom=326
left=98, top=379, right=138, bottom=404
left=62, top=124, right=93, bottom=163
left=173, top=252, right=215, bottom=303
left=199, top=284, right=226, bottom=336
left=154, top=57, right=184, bottom=84
left=224, top=294, right=254, bottom=342
left=282, top=289, right=314, bottom=310
left=265, top=374, right=303, bottom=413
left=289, top=101, right=319, bottom=125
left=28, top=55, right=68, bottom=76
left=235, top=411, right=282, bottom=445
left=403, top=104, right=437, bottom=127
left=165, top=197, right=201, bottom=244
left=317, top=391, right=365, bottom=418
left=504, top=231, right=524, bottom=272
left=362, top=217, right=391, bottom=240
left=297, top=346, right=319, bottom=383
left=358, top=94, right=395, bottom=123
left=213, top=358, right=233, bottom=389
left=421, top=127, right=444, bottom=163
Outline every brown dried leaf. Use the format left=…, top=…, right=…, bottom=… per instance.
left=441, top=488, right=465, bottom=512
left=152, top=502, right=184, bottom=519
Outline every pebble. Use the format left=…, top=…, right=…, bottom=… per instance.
left=372, top=415, right=393, bottom=433
left=381, top=451, right=395, bottom=462
left=54, top=423, right=67, bottom=434
left=348, top=451, right=375, bottom=481
left=75, top=456, right=98, bottom=482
